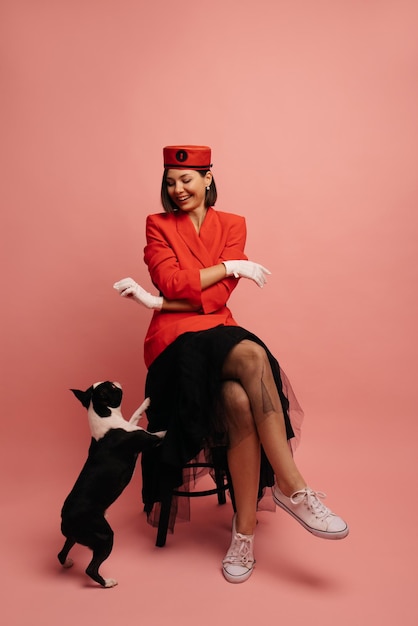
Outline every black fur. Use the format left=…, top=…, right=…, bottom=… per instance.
left=58, top=383, right=161, bottom=587
left=70, top=382, right=123, bottom=417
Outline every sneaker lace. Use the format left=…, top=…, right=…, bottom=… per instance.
left=223, top=533, right=254, bottom=566
left=291, top=488, right=333, bottom=520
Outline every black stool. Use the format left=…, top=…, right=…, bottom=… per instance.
left=155, top=447, right=235, bottom=547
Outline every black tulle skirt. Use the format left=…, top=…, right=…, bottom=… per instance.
left=141, top=325, right=303, bottom=530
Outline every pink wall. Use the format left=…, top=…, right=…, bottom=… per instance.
left=2, top=0, right=418, bottom=479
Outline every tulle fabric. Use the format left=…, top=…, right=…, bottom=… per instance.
left=141, top=325, right=304, bottom=531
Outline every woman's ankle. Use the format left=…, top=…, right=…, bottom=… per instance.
left=235, top=513, right=256, bottom=536
left=275, top=477, right=307, bottom=498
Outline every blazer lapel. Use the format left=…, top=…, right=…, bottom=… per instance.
left=176, top=209, right=220, bottom=267
left=199, top=209, right=224, bottom=259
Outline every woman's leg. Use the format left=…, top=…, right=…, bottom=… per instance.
left=221, top=340, right=349, bottom=541
left=220, top=380, right=258, bottom=583
left=222, top=340, right=306, bottom=496
left=220, top=381, right=260, bottom=535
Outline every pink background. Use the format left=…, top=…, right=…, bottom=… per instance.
left=1, top=1, right=417, bottom=624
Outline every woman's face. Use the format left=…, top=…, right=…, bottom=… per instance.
left=165, top=169, right=212, bottom=213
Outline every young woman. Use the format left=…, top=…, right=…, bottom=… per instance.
left=114, top=145, right=348, bottom=583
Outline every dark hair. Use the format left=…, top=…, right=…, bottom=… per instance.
left=160, top=170, right=218, bottom=213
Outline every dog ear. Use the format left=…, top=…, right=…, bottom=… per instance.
left=71, top=387, right=93, bottom=409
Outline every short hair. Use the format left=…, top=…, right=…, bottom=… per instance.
left=160, top=170, right=218, bottom=213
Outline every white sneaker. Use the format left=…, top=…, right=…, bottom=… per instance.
left=222, top=515, right=255, bottom=583
left=272, top=485, right=349, bottom=539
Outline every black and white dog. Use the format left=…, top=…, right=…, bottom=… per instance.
left=57, top=381, right=164, bottom=588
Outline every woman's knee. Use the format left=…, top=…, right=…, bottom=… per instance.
left=225, top=340, right=269, bottom=379
left=221, top=380, right=251, bottom=415
left=220, top=380, right=257, bottom=444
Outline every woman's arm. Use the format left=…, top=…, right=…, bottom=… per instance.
left=160, top=264, right=228, bottom=311
left=113, top=278, right=201, bottom=311
left=144, top=213, right=269, bottom=312
left=161, top=297, right=200, bottom=312
left=114, top=259, right=268, bottom=313
left=158, top=264, right=226, bottom=311
left=113, top=274, right=226, bottom=312
left=200, top=264, right=228, bottom=290
left=144, top=213, right=248, bottom=306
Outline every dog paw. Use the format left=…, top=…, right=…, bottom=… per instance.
left=129, top=397, right=151, bottom=424
left=104, top=578, right=118, bottom=588
left=63, top=558, right=74, bottom=569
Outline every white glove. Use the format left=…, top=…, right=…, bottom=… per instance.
left=223, top=260, right=271, bottom=288
left=113, top=277, right=163, bottom=310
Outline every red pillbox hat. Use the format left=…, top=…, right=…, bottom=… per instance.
left=163, top=145, right=212, bottom=170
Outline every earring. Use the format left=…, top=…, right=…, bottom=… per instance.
left=206, top=185, right=210, bottom=191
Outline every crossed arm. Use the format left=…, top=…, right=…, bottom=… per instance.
left=114, top=214, right=270, bottom=311
left=114, top=263, right=230, bottom=311
left=114, top=261, right=270, bottom=312
left=161, top=264, right=227, bottom=311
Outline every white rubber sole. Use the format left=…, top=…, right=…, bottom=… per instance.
left=273, top=492, right=349, bottom=540
left=222, top=564, right=255, bottom=583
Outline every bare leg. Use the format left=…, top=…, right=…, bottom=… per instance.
left=220, top=382, right=258, bottom=583
left=221, top=340, right=349, bottom=554
left=221, top=381, right=260, bottom=535
left=222, top=340, right=307, bottom=496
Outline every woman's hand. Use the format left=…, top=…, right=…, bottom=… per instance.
left=223, top=260, right=271, bottom=288
left=113, top=278, right=163, bottom=310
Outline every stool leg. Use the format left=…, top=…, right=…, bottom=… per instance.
left=156, top=490, right=173, bottom=548
left=214, top=463, right=227, bottom=505
left=211, top=447, right=228, bottom=506
left=225, top=465, right=236, bottom=512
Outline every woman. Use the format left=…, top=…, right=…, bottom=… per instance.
left=114, top=145, right=348, bottom=584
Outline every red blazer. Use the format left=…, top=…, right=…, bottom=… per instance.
left=143, top=207, right=248, bottom=367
